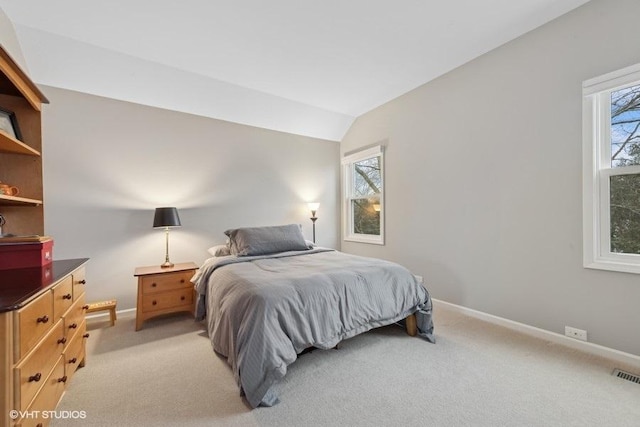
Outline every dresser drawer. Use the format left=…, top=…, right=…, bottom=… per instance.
left=14, top=321, right=65, bottom=412
left=52, top=276, right=73, bottom=320
left=63, top=294, right=87, bottom=340
left=64, top=320, right=86, bottom=383
left=17, top=356, right=67, bottom=427
left=16, top=291, right=54, bottom=361
left=72, top=267, right=86, bottom=301
left=141, top=270, right=193, bottom=294
left=142, top=287, right=193, bottom=312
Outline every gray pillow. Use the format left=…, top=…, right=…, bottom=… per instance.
left=225, top=224, right=309, bottom=256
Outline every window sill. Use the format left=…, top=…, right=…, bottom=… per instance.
left=344, top=235, right=384, bottom=245
left=584, top=258, right=640, bottom=275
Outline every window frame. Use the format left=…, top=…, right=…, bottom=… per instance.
left=342, top=145, right=385, bottom=245
left=583, top=62, right=640, bottom=274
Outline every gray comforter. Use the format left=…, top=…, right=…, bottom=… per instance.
left=192, top=248, right=434, bottom=408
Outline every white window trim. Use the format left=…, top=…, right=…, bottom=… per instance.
left=342, top=145, right=385, bottom=245
left=583, top=62, right=640, bottom=274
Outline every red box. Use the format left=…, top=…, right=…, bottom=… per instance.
left=0, top=238, right=53, bottom=270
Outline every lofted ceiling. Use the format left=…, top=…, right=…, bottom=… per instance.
left=0, top=0, right=590, bottom=141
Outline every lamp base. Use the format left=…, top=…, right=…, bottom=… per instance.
left=160, top=261, right=174, bottom=269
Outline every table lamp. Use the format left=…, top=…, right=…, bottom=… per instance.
left=153, top=207, right=181, bottom=268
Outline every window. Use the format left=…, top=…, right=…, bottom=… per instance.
left=342, top=145, right=384, bottom=244
left=583, top=63, right=640, bottom=273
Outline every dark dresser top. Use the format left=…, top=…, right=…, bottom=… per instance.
left=0, top=258, right=89, bottom=313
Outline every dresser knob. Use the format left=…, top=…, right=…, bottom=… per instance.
left=151, top=283, right=157, bottom=287
left=69, top=323, right=78, bottom=329
left=181, top=296, right=186, bottom=301
left=57, top=375, right=68, bottom=383
left=152, top=300, right=157, bottom=306
left=83, top=333, right=90, bottom=339
left=36, top=315, right=49, bottom=324
left=78, top=279, right=86, bottom=285
left=69, top=357, right=77, bottom=364
left=58, top=337, right=67, bottom=345
left=37, top=424, right=43, bottom=427
left=63, top=293, right=72, bottom=300
left=180, top=279, right=185, bottom=283
left=82, top=304, right=89, bottom=310
left=28, top=373, right=42, bottom=382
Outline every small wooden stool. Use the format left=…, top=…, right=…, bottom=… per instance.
left=86, top=300, right=117, bottom=326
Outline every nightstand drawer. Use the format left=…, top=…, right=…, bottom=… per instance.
left=141, top=270, right=193, bottom=294
left=142, top=287, right=193, bottom=312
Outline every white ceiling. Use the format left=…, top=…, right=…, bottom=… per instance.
left=0, top=0, right=590, bottom=141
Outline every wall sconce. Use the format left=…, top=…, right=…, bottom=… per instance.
left=153, top=207, right=181, bottom=268
left=308, top=202, right=319, bottom=243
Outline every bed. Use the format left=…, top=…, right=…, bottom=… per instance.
left=192, top=224, right=435, bottom=408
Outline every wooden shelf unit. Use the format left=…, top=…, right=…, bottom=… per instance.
left=0, top=45, right=49, bottom=235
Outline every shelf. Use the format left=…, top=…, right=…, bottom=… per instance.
left=0, top=194, right=42, bottom=206
left=0, top=130, right=40, bottom=156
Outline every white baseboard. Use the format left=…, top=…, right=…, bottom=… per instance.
left=86, top=307, right=136, bottom=320
left=432, top=298, right=640, bottom=370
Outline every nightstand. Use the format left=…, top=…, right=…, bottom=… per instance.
left=133, top=262, right=198, bottom=331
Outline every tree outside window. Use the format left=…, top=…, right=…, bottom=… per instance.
left=609, top=84, right=640, bottom=254
left=343, top=146, right=384, bottom=244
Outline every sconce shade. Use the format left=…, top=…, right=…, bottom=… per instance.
left=153, top=207, right=181, bottom=228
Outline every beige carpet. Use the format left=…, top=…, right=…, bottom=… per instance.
left=51, top=302, right=640, bottom=427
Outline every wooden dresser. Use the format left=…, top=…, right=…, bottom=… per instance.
left=0, top=258, right=89, bottom=427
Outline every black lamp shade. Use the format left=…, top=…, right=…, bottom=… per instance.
left=153, top=207, right=181, bottom=228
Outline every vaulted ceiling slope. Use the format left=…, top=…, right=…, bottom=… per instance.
left=0, top=0, right=589, bottom=141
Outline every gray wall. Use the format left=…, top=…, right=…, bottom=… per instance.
left=0, top=7, right=27, bottom=70
left=341, top=0, right=640, bottom=356
left=39, top=87, right=339, bottom=310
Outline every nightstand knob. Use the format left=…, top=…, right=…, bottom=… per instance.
left=69, top=357, right=77, bottom=364
left=36, top=315, right=49, bottom=324
left=82, top=304, right=89, bottom=310
left=57, top=375, right=68, bottom=383
left=69, top=323, right=78, bottom=329
left=78, top=279, right=86, bottom=285
left=180, top=279, right=185, bottom=283
left=152, top=300, right=157, bottom=306
left=57, top=337, right=67, bottom=345
left=63, top=293, right=72, bottom=300
left=28, top=373, right=42, bottom=382
left=181, top=296, right=186, bottom=301
left=37, top=424, right=43, bottom=427
left=83, top=333, right=90, bottom=339
left=151, top=283, right=157, bottom=287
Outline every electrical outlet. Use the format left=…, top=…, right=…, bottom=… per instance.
left=565, top=326, right=587, bottom=341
